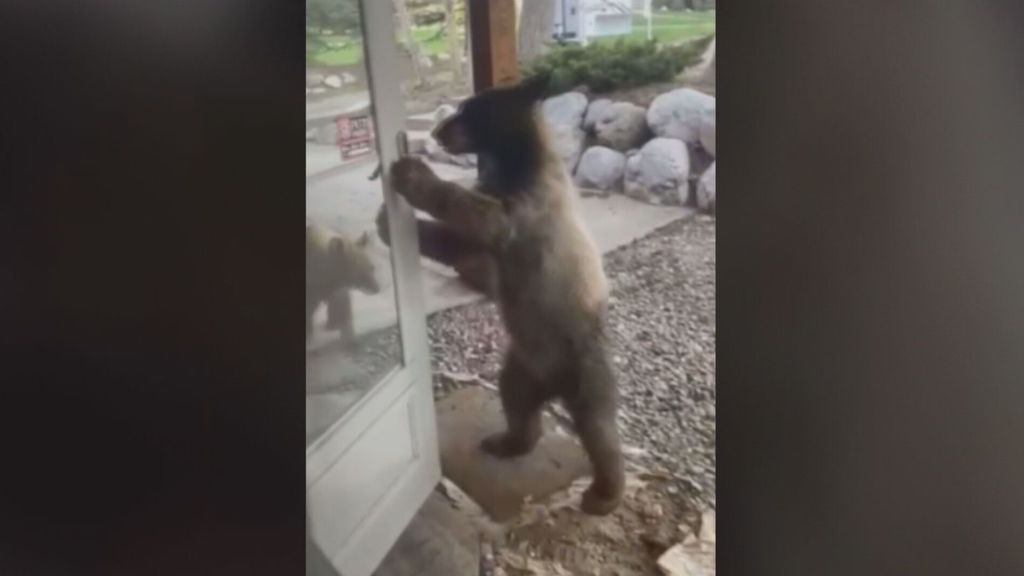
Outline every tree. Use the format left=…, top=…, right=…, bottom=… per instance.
left=307, top=0, right=361, bottom=55
left=394, top=0, right=429, bottom=87
left=306, top=0, right=361, bottom=36
left=445, top=0, right=463, bottom=82
left=518, top=0, right=556, bottom=65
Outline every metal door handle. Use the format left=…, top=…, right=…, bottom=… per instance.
left=368, top=130, right=410, bottom=181
left=396, top=130, right=409, bottom=157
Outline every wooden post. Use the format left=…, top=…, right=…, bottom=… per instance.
left=467, top=0, right=519, bottom=92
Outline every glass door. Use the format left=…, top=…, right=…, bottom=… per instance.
left=305, top=2, right=439, bottom=575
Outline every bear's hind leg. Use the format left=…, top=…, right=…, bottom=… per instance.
left=481, top=352, right=548, bottom=458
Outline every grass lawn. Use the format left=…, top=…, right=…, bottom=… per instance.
left=306, top=10, right=714, bottom=67
left=308, top=24, right=457, bottom=67
left=594, top=10, right=716, bottom=46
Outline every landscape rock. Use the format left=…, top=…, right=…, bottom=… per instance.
left=686, top=144, right=714, bottom=203
left=624, top=138, right=691, bottom=205
left=434, top=103, right=457, bottom=123
left=689, top=144, right=715, bottom=178
left=698, top=115, right=716, bottom=156
left=696, top=162, right=715, bottom=213
left=341, top=72, right=358, bottom=84
left=583, top=98, right=613, bottom=131
left=306, top=73, right=325, bottom=88
left=594, top=102, right=650, bottom=152
left=657, top=509, right=716, bottom=576
left=324, top=74, right=343, bottom=89
left=574, top=146, right=627, bottom=193
left=647, top=88, right=716, bottom=144
left=624, top=153, right=643, bottom=196
left=542, top=91, right=588, bottom=172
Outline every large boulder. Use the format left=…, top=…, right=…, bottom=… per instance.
left=699, top=115, right=716, bottom=156
left=647, top=88, right=716, bottom=145
left=689, top=143, right=715, bottom=177
left=624, top=138, right=691, bottom=206
left=433, top=103, right=457, bottom=123
left=583, top=98, right=613, bottom=131
left=541, top=91, right=588, bottom=172
left=697, top=162, right=716, bottom=213
left=324, top=74, right=343, bottom=89
left=594, top=102, right=650, bottom=152
left=574, top=146, right=626, bottom=193
left=687, top=144, right=715, bottom=201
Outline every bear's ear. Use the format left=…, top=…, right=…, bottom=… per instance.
left=328, top=236, right=347, bottom=257
left=517, top=72, right=551, bottom=103
left=355, top=231, right=370, bottom=248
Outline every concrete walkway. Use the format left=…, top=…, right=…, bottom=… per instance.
left=305, top=158, right=693, bottom=346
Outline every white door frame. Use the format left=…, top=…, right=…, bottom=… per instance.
left=306, top=1, right=439, bottom=575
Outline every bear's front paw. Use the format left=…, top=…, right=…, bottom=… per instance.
left=388, top=157, right=437, bottom=203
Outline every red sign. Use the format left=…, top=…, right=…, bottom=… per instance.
left=336, top=114, right=375, bottom=160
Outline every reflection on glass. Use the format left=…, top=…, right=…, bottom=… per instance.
left=305, top=0, right=475, bottom=444
left=306, top=2, right=402, bottom=444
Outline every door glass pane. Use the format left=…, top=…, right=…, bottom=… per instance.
left=306, top=0, right=403, bottom=444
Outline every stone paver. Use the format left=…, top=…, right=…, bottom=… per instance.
left=434, top=387, right=591, bottom=522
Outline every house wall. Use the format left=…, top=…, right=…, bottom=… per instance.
left=589, top=13, right=632, bottom=37
left=554, top=0, right=634, bottom=43
left=557, top=0, right=581, bottom=39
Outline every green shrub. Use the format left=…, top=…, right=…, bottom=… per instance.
left=524, top=35, right=713, bottom=95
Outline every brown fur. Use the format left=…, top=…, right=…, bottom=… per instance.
left=305, top=221, right=380, bottom=342
left=375, top=204, right=499, bottom=297
left=387, top=75, right=624, bottom=515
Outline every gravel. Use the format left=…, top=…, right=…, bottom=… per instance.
left=427, top=215, right=717, bottom=509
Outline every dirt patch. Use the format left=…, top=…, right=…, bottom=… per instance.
left=490, top=472, right=704, bottom=576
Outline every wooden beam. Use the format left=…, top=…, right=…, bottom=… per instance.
left=467, top=0, right=519, bottom=92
